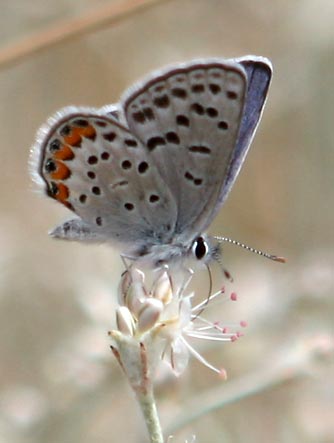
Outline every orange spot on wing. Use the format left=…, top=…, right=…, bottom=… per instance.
left=63, top=127, right=83, bottom=146
left=83, top=124, right=96, bottom=139
left=50, top=161, right=71, bottom=180
left=63, top=125, right=96, bottom=146
left=54, top=144, right=74, bottom=161
left=55, top=183, right=70, bottom=204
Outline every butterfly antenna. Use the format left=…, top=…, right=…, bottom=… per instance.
left=214, top=236, right=286, bottom=263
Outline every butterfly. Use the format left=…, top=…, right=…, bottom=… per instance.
left=31, top=56, right=272, bottom=267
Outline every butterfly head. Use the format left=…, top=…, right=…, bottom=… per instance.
left=130, top=234, right=220, bottom=270
left=191, top=235, right=220, bottom=263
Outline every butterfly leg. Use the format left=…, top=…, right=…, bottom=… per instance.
left=160, top=264, right=194, bottom=298
left=120, top=254, right=133, bottom=274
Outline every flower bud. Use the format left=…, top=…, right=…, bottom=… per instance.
left=118, top=268, right=147, bottom=316
left=116, top=306, right=136, bottom=336
left=137, top=298, right=164, bottom=333
left=152, top=271, right=172, bottom=304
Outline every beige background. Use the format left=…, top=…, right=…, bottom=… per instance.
left=0, top=1, right=333, bottom=442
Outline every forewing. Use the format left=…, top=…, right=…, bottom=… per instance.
left=33, top=107, right=177, bottom=252
left=121, top=60, right=247, bottom=241
left=214, top=56, right=272, bottom=212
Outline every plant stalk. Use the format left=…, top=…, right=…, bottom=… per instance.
left=136, top=386, right=164, bottom=443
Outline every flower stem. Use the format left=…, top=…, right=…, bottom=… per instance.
left=136, top=387, right=164, bottom=443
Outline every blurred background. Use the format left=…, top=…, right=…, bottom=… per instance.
left=0, top=0, right=333, bottom=442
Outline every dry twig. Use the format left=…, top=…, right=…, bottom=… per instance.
left=0, top=0, right=170, bottom=69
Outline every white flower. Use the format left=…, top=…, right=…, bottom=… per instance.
left=109, top=267, right=246, bottom=388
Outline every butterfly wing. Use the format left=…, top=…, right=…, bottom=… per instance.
left=212, top=56, right=272, bottom=215
left=33, top=107, right=177, bottom=256
left=121, top=59, right=247, bottom=244
left=33, top=57, right=272, bottom=262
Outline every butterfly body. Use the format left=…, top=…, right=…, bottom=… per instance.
left=32, top=56, right=272, bottom=267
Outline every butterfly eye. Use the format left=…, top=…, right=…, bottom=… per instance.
left=192, top=236, right=208, bottom=260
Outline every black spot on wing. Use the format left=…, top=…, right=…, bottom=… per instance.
left=191, top=84, right=205, bottom=93
left=206, top=107, right=218, bottom=118
left=49, top=139, right=61, bottom=152
left=143, top=107, right=155, bottom=120
left=92, top=186, right=101, bottom=195
left=147, top=136, right=166, bottom=151
left=153, top=95, right=170, bottom=108
left=138, top=162, right=149, bottom=173
left=188, top=145, right=211, bottom=154
left=73, top=119, right=89, bottom=127
left=176, top=115, right=190, bottom=127
left=191, top=103, right=205, bottom=115
left=124, top=139, right=138, bottom=147
left=166, top=132, right=180, bottom=144
left=103, top=132, right=116, bottom=142
left=218, top=121, right=229, bottom=130
left=87, top=155, right=98, bottom=165
left=121, top=160, right=132, bottom=170
left=171, top=88, right=187, bottom=99
left=124, top=202, right=134, bottom=211
left=227, top=91, right=238, bottom=100
left=209, top=83, right=221, bottom=94
left=132, top=111, right=145, bottom=124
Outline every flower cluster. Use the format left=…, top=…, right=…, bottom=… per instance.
left=109, top=267, right=246, bottom=389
